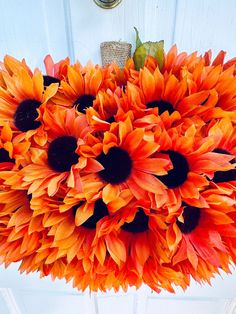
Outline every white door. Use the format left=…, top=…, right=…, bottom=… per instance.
left=0, top=0, right=236, bottom=313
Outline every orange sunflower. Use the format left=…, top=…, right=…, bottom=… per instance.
left=16, top=107, right=102, bottom=196
left=166, top=188, right=236, bottom=283
left=126, top=63, right=229, bottom=126
left=79, top=117, right=171, bottom=203
left=52, top=62, right=106, bottom=112
left=0, top=65, right=58, bottom=146
left=149, top=122, right=234, bottom=212
left=125, top=46, right=236, bottom=123
left=125, top=65, right=186, bottom=127
left=112, top=204, right=186, bottom=292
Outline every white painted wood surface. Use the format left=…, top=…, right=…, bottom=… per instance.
left=70, top=0, right=177, bottom=65
left=0, top=0, right=69, bottom=69
left=174, top=0, right=236, bottom=58
left=1, top=0, right=235, bottom=68
left=0, top=0, right=236, bottom=313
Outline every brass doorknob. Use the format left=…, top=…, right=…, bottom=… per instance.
left=94, top=0, right=122, bottom=9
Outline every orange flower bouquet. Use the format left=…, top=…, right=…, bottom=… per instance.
left=0, top=30, right=235, bottom=293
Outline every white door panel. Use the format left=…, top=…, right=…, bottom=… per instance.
left=0, top=1, right=236, bottom=313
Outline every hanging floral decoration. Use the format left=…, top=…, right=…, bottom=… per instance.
left=0, top=29, right=235, bottom=293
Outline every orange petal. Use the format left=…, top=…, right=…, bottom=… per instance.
left=102, top=184, right=120, bottom=204
left=134, top=233, right=150, bottom=266
left=105, top=233, right=126, bottom=265
left=140, top=67, right=155, bottom=102
left=179, top=181, right=199, bottom=199
left=167, top=223, right=182, bottom=249
left=33, top=69, right=44, bottom=100
left=48, top=173, right=67, bottom=196
left=132, top=171, right=166, bottom=194
left=54, top=218, right=75, bottom=241
left=89, top=69, right=103, bottom=95
left=131, top=141, right=159, bottom=159
left=122, top=128, right=144, bottom=152
left=134, top=158, right=170, bottom=175
left=94, top=239, right=106, bottom=265
left=185, top=237, right=198, bottom=269
left=68, top=66, right=84, bottom=95
left=75, top=203, right=93, bottom=226
left=119, top=118, right=133, bottom=145
left=189, top=234, right=220, bottom=266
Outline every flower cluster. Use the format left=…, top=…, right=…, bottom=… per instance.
left=0, top=48, right=235, bottom=293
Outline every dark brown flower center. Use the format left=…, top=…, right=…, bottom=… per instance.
left=176, top=205, right=201, bottom=234
left=156, top=150, right=189, bottom=188
left=43, top=75, right=60, bottom=87
left=97, top=147, right=133, bottom=184
left=0, top=148, right=15, bottom=163
left=146, top=100, right=175, bottom=114
left=81, top=199, right=109, bottom=229
left=212, top=148, right=236, bottom=183
left=74, top=94, right=95, bottom=113
left=48, top=136, right=79, bottom=172
left=72, top=200, right=86, bottom=217
left=106, top=116, right=115, bottom=123
left=27, top=193, right=32, bottom=202
left=14, top=99, right=41, bottom=132
left=121, top=209, right=149, bottom=233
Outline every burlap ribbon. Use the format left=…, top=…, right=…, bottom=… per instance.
left=100, top=41, right=132, bottom=68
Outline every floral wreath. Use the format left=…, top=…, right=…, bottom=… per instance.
left=0, top=29, right=235, bottom=293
